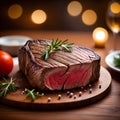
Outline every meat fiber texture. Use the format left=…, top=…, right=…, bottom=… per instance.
left=18, top=39, right=101, bottom=91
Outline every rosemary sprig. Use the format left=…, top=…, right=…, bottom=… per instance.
left=0, top=78, right=19, bottom=97
left=114, top=53, right=120, bottom=68
left=25, top=88, right=44, bottom=101
left=42, top=38, right=73, bottom=60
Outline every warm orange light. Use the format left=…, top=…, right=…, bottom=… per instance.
left=31, top=10, right=47, bottom=24
left=82, top=9, right=97, bottom=26
left=110, top=2, right=120, bottom=14
left=92, top=27, right=109, bottom=47
left=8, top=4, right=23, bottom=19
left=67, top=1, right=82, bottom=16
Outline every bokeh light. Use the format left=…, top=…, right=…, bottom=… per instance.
left=92, top=27, right=109, bottom=47
left=67, top=1, right=82, bottom=16
left=110, top=2, right=120, bottom=14
left=82, top=9, right=97, bottom=26
left=8, top=4, right=23, bottom=19
left=31, top=10, right=47, bottom=24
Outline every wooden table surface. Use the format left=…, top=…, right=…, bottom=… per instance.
left=0, top=31, right=120, bottom=120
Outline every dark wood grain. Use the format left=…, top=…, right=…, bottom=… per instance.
left=0, top=31, right=120, bottom=120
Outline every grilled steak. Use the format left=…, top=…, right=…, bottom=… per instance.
left=18, top=39, right=100, bottom=90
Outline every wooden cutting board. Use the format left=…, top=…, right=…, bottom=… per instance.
left=0, top=66, right=111, bottom=110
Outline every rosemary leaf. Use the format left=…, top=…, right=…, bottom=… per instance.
left=42, top=39, right=73, bottom=60
left=25, top=88, right=44, bottom=101
left=0, top=78, right=19, bottom=97
left=26, top=89, right=36, bottom=101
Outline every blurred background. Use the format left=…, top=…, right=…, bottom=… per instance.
left=0, top=0, right=111, bottom=32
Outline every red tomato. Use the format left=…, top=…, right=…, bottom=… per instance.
left=0, top=50, right=13, bottom=78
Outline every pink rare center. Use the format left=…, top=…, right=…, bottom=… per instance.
left=45, top=64, right=92, bottom=90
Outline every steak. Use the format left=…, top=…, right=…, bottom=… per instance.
left=18, top=39, right=100, bottom=90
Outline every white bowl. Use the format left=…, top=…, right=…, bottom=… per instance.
left=0, top=35, right=32, bottom=56
left=105, top=50, right=120, bottom=72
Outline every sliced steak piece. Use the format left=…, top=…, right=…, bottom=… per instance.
left=18, top=39, right=100, bottom=90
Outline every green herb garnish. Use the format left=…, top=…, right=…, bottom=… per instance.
left=114, top=53, right=120, bottom=68
left=25, top=88, right=44, bottom=101
left=42, top=38, right=73, bottom=60
left=0, top=78, right=19, bottom=97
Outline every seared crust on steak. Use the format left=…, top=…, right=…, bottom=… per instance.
left=18, top=39, right=100, bottom=90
